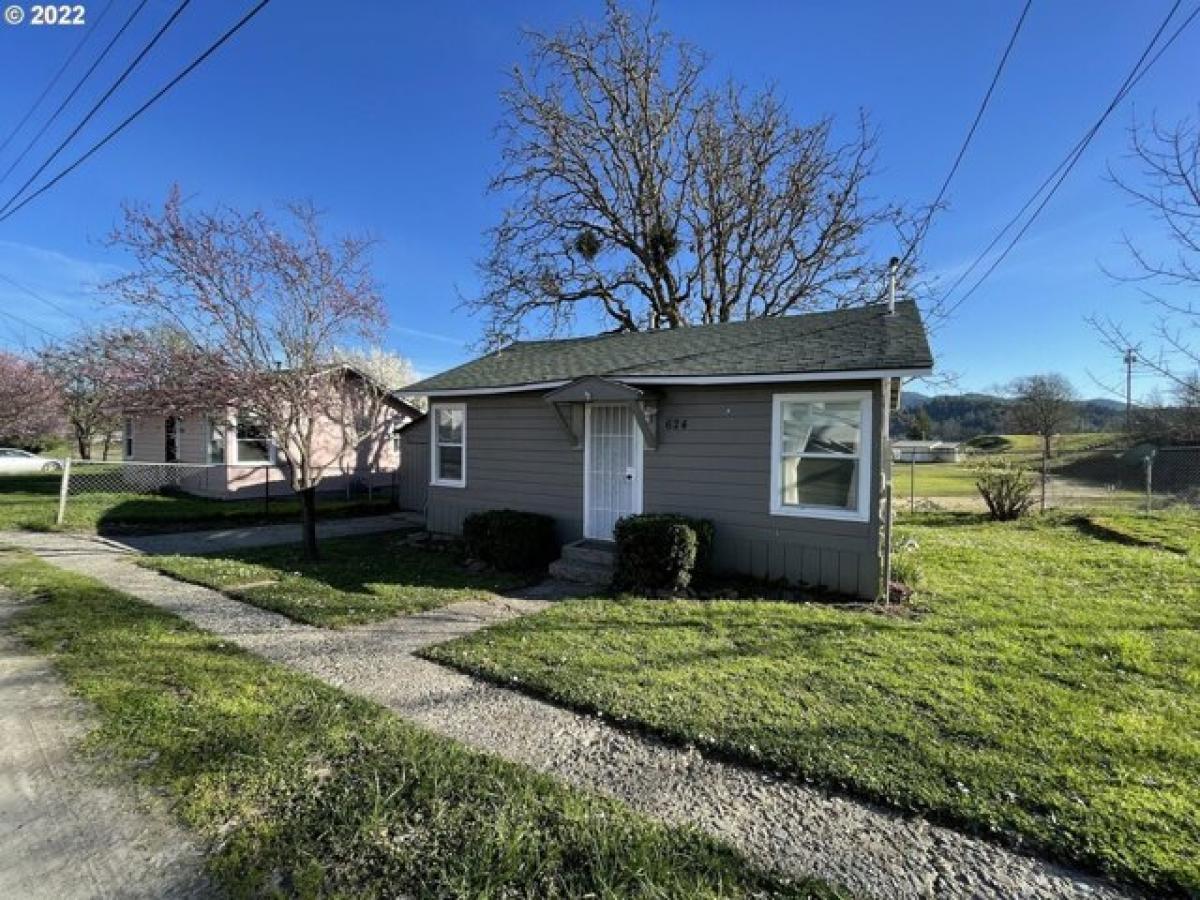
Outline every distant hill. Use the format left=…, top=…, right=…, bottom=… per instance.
left=894, top=391, right=1125, bottom=440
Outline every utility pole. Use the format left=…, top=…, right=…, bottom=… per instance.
left=1124, top=348, right=1136, bottom=431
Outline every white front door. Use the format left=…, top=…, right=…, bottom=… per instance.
left=584, top=404, right=643, bottom=540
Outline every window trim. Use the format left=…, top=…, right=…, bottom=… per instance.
left=429, top=402, right=466, bottom=488
left=769, top=390, right=873, bottom=523
left=230, top=411, right=277, bottom=467
left=204, top=415, right=227, bottom=465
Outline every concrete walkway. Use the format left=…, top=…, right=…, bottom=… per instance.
left=0, top=590, right=210, bottom=899
left=0, top=530, right=1133, bottom=900
left=107, top=511, right=424, bottom=555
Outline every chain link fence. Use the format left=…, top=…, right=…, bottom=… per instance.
left=894, top=445, right=1200, bottom=514
left=47, top=458, right=403, bottom=526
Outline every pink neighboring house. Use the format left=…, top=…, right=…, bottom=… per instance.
left=120, top=369, right=422, bottom=499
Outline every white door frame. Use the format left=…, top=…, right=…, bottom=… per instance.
left=583, top=403, right=644, bottom=540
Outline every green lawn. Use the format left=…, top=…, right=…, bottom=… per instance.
left=0, top=472, right=392, bottom=534
left=891, top=461, right=979, bottom=499
left=425, top=511, right=1200, bottom=895
left=0, top=552, right=836, bottom=899
left=964, top=432, right=1123, bottom=456
left=142, top=531, right=531, bottom=627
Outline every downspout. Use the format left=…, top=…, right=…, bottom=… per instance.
left=880, top=258, right=900, bottom=601
left=880, top=376, right=894, bottom=603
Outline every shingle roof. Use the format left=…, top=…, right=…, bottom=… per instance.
left=406, top=300, right=932, bottom=394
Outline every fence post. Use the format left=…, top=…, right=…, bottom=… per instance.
left=909, top=457, right=916, bottom=513
left=55, top=457, right=71, bottom=526
left=1144, top=455, right=1153, bottom=516
left=1040, top=450, right=1048, bottom=512
left=263, top=466, right=270, bottom=518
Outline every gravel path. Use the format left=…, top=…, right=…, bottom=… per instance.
left=0, top=589, right=210, bottom=900
left=1, top=530, right=1134, bottom=900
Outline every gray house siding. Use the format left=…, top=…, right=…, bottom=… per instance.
left=396, top=419, right=430, bottom=512
left=410, top=378, right=885, bottom=598
left=641, top=381, right=883, bottom=597
left=416, top=395, right=584, bottom=543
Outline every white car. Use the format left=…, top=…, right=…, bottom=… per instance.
left=0, top=448, right=64, bottom=474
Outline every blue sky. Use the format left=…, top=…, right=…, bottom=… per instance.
left=0, top=0, right=1195, bottom=398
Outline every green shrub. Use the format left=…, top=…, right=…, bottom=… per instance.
left=613, top=514, right=713, bottom=592
left=462, top=509, right=558, bottom=572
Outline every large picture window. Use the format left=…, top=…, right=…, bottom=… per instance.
left=430, top=403, right=466, bottom=487
left=233, top=411, right=275, bottom=465
left=770, top=391, right=872, bottom=521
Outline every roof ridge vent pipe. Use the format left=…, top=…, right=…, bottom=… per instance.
left=887, top=256, right=899, bottom=316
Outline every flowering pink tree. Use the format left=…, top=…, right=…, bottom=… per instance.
left=38, top=329, right=132, bottom=459
left=104, top=188, right=387, bottom=559
left=0, top=351, right=64, bottom=449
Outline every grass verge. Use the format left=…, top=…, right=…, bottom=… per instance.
left=0, top=549, right=839, bottom=899
left=425, top=511, right=1200, bottom=895
left=141, top=532, right=532, bottom=627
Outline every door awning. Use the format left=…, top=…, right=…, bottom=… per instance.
left=543, top=376, right=658, bottom=449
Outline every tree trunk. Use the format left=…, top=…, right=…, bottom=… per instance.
left=299, top=486, right=319, bottom=561
left=75, top=426, right=91, bottom=460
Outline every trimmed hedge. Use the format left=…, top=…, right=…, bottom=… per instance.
left=613, top=514, right=715, bottom=592
left=463, top=509, right=558, bottom=572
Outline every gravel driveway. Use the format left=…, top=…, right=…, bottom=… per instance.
left=0, top=589, right=210, bottom=900
left=1, top=530, right=1135, bottom=900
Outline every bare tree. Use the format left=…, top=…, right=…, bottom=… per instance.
left=1009, top=373, right=1078, bottom=512
left=1092, top=113, right=1200, bottom=396
left=104, top=188, right=387, bottom=560
left=0, top=351, right=63, bottom=449
left=39, top=329, right=129, bottom=459
left=468, top=2, right=912, bottom=344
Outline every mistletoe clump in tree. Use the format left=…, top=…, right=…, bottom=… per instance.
left=468, top=2, right=917, bottom=344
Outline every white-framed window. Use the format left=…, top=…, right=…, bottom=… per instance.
left=123, top=418, right=133, bottom=458
left=430, top=403, right=466, bottom=487
left=232, top=411, right=276, bottom=465
left=205, top=416, right=226, bottom=464
left=769, top=391, right=873, bottom=522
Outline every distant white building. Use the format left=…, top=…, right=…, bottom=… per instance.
left=891, top=440, right=963, bottom=463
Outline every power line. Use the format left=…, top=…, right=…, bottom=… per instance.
left=903, top=0, right=1033, bottom=266
left=0, top=0, right=115, bottom=159
left=0, top=0, right=193, bottom=219
left=0, top=0, right=151, bottom=188
left=0, top=0, right=274, bottom=225
left=0, top=305, right=61, bottom=341
left=935, top=1, right=1198, bottom=319
left=0, top=270, right=76, bottom=319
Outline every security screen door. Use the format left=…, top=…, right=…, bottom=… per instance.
left=584, top=404, right=642, bottom=540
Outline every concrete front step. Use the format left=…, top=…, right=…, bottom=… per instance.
left=560, top=539, right=616, bottom=567
left=548, top=558, right=613, bottom=586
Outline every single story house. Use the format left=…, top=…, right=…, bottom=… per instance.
left=891, top=440, right=963, bottom=463
left=401, top=301, right=933, bottom=599
left=121, top=366, right=422, bottom=499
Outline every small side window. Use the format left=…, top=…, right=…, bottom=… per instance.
left=430, top=403, right=466, bottom=487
